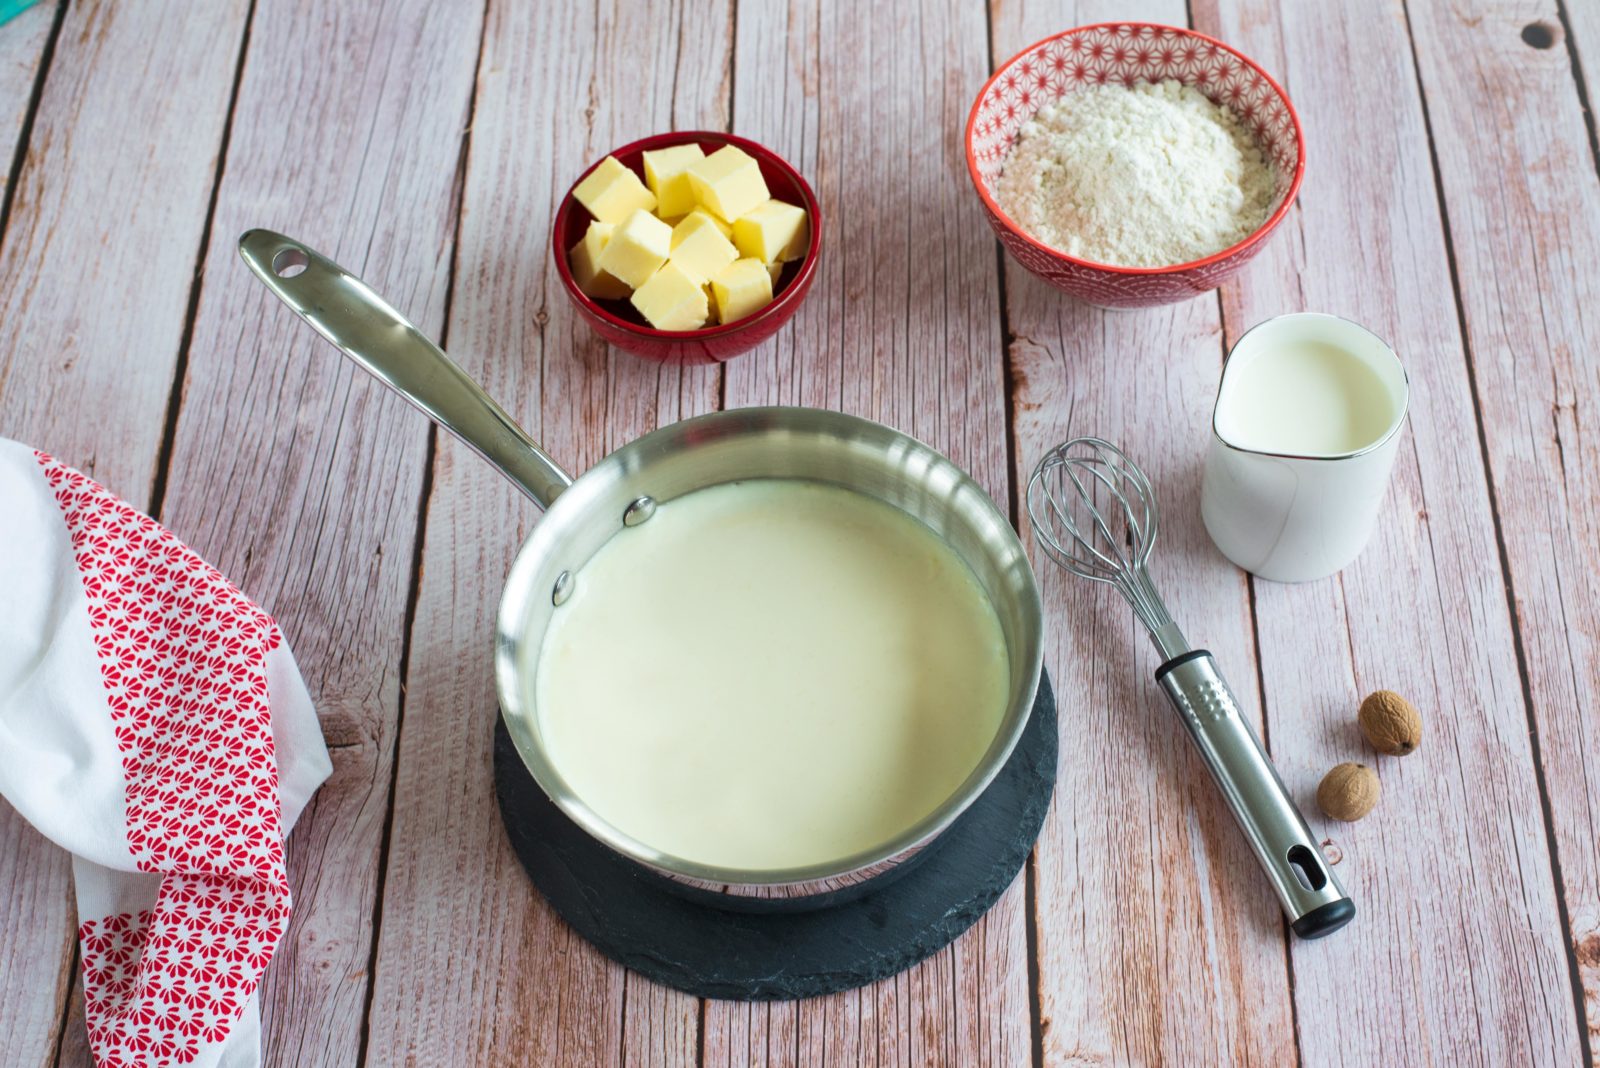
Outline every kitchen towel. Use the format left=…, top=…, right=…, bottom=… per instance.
left=0, top=438, right=331, bottom=1068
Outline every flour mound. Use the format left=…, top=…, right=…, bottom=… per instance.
left=996, top=80, right=1277, bottom=269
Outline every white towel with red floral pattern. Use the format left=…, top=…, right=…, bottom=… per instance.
left=0, top=439, right=331, bottom=1068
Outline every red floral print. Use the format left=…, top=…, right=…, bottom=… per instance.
left=37, top=453, right=291, bottom=1068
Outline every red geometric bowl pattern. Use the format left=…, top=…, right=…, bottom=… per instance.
left=965, top=23, right=1305, bottom=309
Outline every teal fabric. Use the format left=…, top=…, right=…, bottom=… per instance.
left=0, top=0, right=41, bottom=27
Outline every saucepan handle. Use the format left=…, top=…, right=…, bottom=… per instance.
left=238, top=228, right=574, bottom=509
left=1155, top=651, right=1356, bottom=938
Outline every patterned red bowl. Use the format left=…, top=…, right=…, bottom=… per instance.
left=965, top=23, right=1304, bottom=309
left=552, top=131, right=821, bottom=365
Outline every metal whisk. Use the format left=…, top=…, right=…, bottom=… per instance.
left=1027, top=438, right=1189, bottom=661
left=1027, top=437, right=1356, bottom=939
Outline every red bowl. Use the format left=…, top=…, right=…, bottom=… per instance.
left=552, top=131, right=821, bottom=365
left=965, top=23, right=1304, bottom=309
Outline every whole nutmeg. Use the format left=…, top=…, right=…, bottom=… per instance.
left=1317, top=763, right=1381, bottom=822
left=1359, top=690, right=1423, bottom=756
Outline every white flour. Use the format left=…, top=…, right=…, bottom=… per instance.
left=996, top=80, right=1277, bottom=268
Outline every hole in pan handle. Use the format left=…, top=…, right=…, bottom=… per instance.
left=237, top=228, right=574, bottom=510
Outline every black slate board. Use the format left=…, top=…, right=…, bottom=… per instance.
left=493, top=669, right=1057, bottom=1001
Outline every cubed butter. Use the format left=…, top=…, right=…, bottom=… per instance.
left=766, top=261, right=784, bottom=288
left=686, top=145, right=770, bottom=223
left=596, top=209, right=672, bottom=289
left=572, top=155, right=657, bottom=224
left=709, top=258, right=774, bottom=324
left=777, top=215, right=810, bottom=262
left=669, top=212, right=739, bottom=283
left=683, top=207, right=732, bottom=239
left=733, top=199, right=808, bottom=264
left=642, top=144, right=705, bottom=219
left=631, top=261, right=709, bottom=330
left=567, top=221, right=631, bottom=300
left=659, top=212, right=724, bottom=236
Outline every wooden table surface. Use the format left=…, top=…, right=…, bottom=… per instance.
left=3, top=0, right=1597, bottom=1064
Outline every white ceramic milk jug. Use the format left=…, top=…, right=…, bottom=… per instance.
left=1201, top=313, right=1409, bottom=583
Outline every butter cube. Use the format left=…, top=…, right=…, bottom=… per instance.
left=733, top=199, right=808, bottom=264
left=669, top=212, right=739, bottom=283
left=709, top=258, right=774, bottom=324
left=686, top=145, right=770, bottom=223
left=572, top=155, right=656, bottom=224
left=766, top=261, right=784, bottom=288
left=642, top=144, right=705, bottom=219
left=777, top=216, right=810, bottom=262
left=683, top=207, right=732, bottom=239
left=567, top=221, right=631, bottom=300
left=631, top=261, right=709, bottom=330
left=597, top=209, right=671, bottom=289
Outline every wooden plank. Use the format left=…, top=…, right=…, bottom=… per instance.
left=0, top=10, right=64, bottom=1065
left=9, top=4, right=1595, bottom=1066
left=1192, top=1, right=1586, bottom=1063
left=0, top=3, right=247, bottom=1065
left=0, top=0, right=244, bottom=489
left=147, top=1, right=486, bottom=1064
left=358, top=0, right=728, bottom=1062
left=990, top=3, right=1301, bottom=1065
left=0, top=802, right=74, bottom=1068
left=705, top=2, right=1029, bottom=1065
left=1402, top=0, right=1600, bottom=1055
left=0, top=0, right=54, bottom=204
left=51, top=968, right=88, bottom=1067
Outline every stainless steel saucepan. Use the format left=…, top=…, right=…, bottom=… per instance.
left=239, top=229, right=1044, bottom=903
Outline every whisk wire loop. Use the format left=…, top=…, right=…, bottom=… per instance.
left=1055, top=464, right=1127, bottom=577
left=1061, top=463, right=1126, bottom=572
left=1069, top=454, right=1151, bottom=572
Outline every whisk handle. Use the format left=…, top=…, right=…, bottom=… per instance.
left=1156, top=651, right=1355, bottom=938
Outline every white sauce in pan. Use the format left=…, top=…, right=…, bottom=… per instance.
left=533, top=479, right=1009, bottom=872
